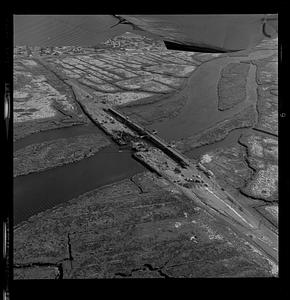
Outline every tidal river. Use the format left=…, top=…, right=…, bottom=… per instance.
left=13, top=125, right=144, bottom=225
left=13, top=15, right=276, bottom=224
left=147, top=49, right=276, bottom=142
left=13, top=48, right=276, bottom=225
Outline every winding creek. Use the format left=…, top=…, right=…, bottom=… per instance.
left=147, top=57, right=253, bottom=140
left=13, top=49, right=276, bottom=225
left=147, top=49, right=276, bottom=142
left=13, top=122, right=144, bottom=224
left=14, top=141, right=144, bottom=224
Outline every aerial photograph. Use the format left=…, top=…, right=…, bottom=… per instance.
left=13, top=14, right=278, bottom=279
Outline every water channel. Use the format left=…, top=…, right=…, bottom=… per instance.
left=146, top=49, right=276, bottom=142
left=13, top=125, right=144, bottom=225
left=13, top=49, right=276, bottom=225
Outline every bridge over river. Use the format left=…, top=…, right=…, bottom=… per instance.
left=105, top=106, right=278, bottom=268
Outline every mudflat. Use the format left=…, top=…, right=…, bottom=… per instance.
left=13, top=26, right=278, bottom=278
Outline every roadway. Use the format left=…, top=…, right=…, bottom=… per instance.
left=107, top=106, right=278, bottom=268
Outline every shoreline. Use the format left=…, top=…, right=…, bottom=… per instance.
left=13, top=31, right=278, bottom=278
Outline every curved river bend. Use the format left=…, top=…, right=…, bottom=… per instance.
left=13, top=49, right=276, bottom=225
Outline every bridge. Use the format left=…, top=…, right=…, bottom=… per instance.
left=105, top=107, right=278, bottom=266
left=106, top=107, right=191, bottom=168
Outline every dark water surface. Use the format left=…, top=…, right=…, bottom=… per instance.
left=14, top=143, right=144, bottom=225
left=14, top=15, right=132, bottom=47
left=13, top=49, right=276, bottom=224
left=147, top=49, right=276, bottom=141
left=14, top=15, right=160, bottom=47
left=14, top=15, right=277, bottom=50
left=13, top=15, right=277, bottom=224
left=14, top=122, right=144, bottom=225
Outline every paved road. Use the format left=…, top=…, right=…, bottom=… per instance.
left=109, top=106, right=278, bottom=267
